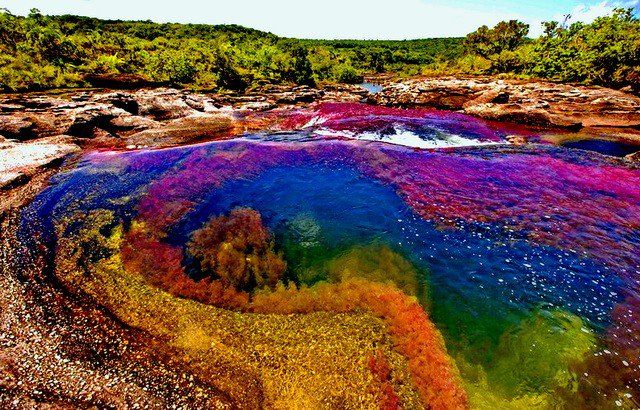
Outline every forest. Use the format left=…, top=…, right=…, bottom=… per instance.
left=0, top=7, right=638, bottom=92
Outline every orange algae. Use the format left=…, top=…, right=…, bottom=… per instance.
left=251, top=280, right=468, bottom=409
left=53, top=211, right=433, bottom=408
left=118, top=209, right=468, bottom=409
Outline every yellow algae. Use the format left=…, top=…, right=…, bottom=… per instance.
left=53, top=210, right=423, bottom=409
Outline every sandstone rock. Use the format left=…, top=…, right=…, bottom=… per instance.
left=125, top=113, right=236, bottom=147
left=506, top=135, right=528, bottom=145
left=95, top=92, right=140, bottom=114
left=0, top=136, right=80, bottom=189
left=625, top=151, right=640, bottom=162
left=375, top=77, right=640, bottom=129
left=84, top=73, right=161, bottom=89
left=132, top=88, right=200, bottom=120
left=0, top=114, right=36, bottom=140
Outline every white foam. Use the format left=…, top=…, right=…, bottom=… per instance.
left=314, top=127, right=502, bottom=149
left=301, top=116, right=327, bottom=129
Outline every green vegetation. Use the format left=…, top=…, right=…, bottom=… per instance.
left=0, top=8, right=462, bottom=91
left=0, top=7, right=638, bottom=92
left=461, top=9, right=640, bottom=89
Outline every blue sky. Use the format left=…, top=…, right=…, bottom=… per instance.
left=1, top=0, right=638, bottom=39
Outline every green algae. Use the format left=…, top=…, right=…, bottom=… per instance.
left=454, top=309, right=597, bottom=408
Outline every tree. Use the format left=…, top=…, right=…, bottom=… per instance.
left=464, top=20, right=530, bottom=58
left=0, top=8, right=24, bottom=51
left=288, top=45, right=315, bottom=86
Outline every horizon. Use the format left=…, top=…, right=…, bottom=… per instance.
left=0, top=0, right=638, bottom=40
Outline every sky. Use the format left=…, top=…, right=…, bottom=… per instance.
left=0, top=0, right=638, bottom=39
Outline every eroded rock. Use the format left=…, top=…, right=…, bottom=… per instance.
left=125, top=113, right=237, bottom=148
left=0, top=135, right=80, bottom=190
left=375, top=77, right=640, bottom=129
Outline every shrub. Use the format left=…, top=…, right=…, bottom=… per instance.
left=335, top=64, right=364, bottom=84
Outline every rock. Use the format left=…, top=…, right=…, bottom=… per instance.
left=238, top=101, right=277, bottom=111
left=108, top=114, right=161, bottom=133
left=0, top=136, right=80, bottom=190
left=0, top=114, right=36, bottom=140
left=506, top=135, right=528, bottom=145
left=625, top=151, right=640, bottom=162
left=132, top=89, right=200, bottom=120
left=96, top=92, right=140, bottom=114
left=65, top=104, right=123, bottom=137
left=374, top=77, right=640, bottom=129
left=125, top=113, right=237, bottom=147
left=84, top=73, right=162, bottom=89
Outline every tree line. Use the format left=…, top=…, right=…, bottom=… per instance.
left=0, top=8, right=637, bottom=92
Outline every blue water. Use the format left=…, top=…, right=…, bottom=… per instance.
left=168, top=163, right=624, bottom=359
left=563, top=139, right=640, bottom=157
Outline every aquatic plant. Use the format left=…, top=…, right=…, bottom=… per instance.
left=51, top=211, right=426, bottom=409
left=325, top=243, right=424, bottom=299
left=368, top=351, right=401, bottom=410
left=122, top=221, right=249, bottom=309
left=19, top=102, right=640, bottom=407
left=488, top=309, right=596, bottom=398
left=188, top=208, right=286, bottom=292
left=278, top=213, right=330, bottom=285
left=251, top=279, right=468, bottom=409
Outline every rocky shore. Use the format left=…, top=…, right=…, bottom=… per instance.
left=373, top=77, right=640, bottom=129
left=2, top=77, right=640, bottom=195
left=0, top=78, right=637, bottom=207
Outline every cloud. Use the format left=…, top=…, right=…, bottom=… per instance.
left=563, top=1, right=638, bottom=23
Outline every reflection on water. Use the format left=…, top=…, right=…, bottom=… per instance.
left=21, top=103, right=640, bottom=408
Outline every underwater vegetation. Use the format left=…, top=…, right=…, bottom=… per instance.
left=188, top=208, right=286, bottom=291
left=16, top=103, right=640, bottom=408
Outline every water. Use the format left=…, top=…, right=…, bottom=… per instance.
left=20, top=103, right=640, bottom=408
left=360, top=82, right=384, bottom=94
left=562, top=138, right=640, bottom=157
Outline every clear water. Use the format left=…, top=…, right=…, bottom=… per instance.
left=20, top=103, right=640, bottom=407
left=360, top=82, right=384, bottom=94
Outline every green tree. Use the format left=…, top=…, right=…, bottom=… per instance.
left=464, top=20, right=530, bottom=58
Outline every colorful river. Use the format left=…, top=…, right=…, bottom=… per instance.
left=20, top=103, right=640, bottom=408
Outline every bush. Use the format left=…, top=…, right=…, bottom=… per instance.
left=335, top=64, right=364, bottom=84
